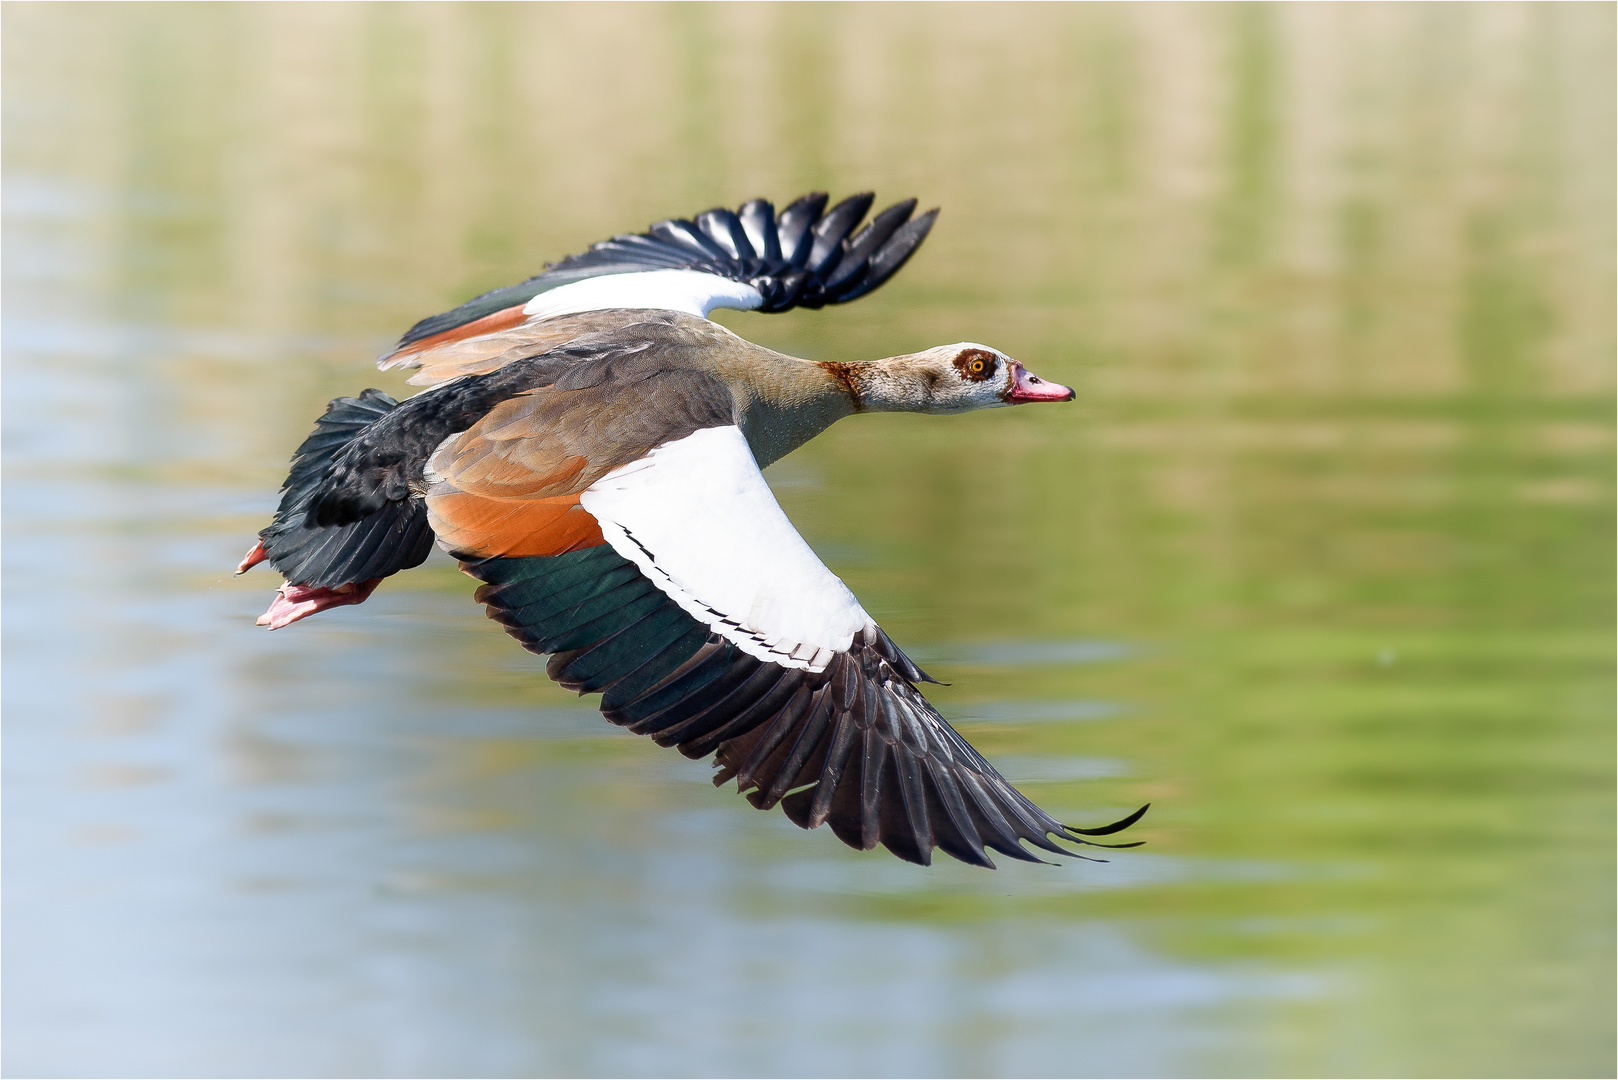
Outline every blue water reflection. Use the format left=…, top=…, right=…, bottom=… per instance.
left=6, top=520, right=1290, bottom=1076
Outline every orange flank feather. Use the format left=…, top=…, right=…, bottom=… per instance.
left=426, top=490, right=605, bottom=557
left=426, top=429, right=610, bottom=557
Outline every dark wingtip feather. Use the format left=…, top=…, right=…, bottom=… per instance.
left=737, top=199, right=779, bottom=263
left=776, top=192, right=828, bottom=266
left=1065, top=803, right=1151, bottom=836
left=806, top=192, right=876, bottom=276
left=833, top=208, right=940, bottom=304
left=821, top=198, right=917, bottom=297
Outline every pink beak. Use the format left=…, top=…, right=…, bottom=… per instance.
left=1005, top=362, right=1075, bottom=404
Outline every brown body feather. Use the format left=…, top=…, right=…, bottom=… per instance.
left=420, top=313, right=864, bottom=559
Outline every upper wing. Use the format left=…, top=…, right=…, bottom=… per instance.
left=444, top=422, right=1145, bottom=867
left=378, top=192, right=938, bottom=386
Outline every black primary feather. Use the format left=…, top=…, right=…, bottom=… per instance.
left=392, top=192, right=940, bottom=349
left=461, top=548, right=1147, bottom=868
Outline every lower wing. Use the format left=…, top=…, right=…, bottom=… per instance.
left=451, top=424, right=1145, bottom=867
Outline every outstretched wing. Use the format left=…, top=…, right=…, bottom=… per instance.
left=379, top=192, right=939, bottom=387
left=443, top=422, right=1144, bottom=867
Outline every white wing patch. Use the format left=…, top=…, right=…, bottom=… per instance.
left=522, top=269, right=763, bottom=322
left=579, top=426, right=871, bottom=672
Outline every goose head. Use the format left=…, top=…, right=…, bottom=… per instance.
left=830, top=344, right=1074, bottom=414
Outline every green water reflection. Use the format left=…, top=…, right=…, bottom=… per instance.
left=4, top=3, right=1612, bottom=1076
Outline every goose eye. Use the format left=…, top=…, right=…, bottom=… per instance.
left=954, top=349, right=998, bottom=382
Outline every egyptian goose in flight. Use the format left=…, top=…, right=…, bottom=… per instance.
left=240, top=192, right=1146, bottom=867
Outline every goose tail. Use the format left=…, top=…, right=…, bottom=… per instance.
left=242, top=389, right=434, bottom=627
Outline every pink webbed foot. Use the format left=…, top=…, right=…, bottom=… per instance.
left=257, top=578, right=384, bottom=630
left=237, top=540, right=269, bottom=575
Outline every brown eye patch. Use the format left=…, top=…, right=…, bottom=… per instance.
left=953, top=348, right=998, bottom=382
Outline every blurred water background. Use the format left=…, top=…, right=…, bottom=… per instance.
left=4, top=4, right=1613, bottom=1077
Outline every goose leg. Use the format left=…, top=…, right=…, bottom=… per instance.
left=236, top=540, right=270, bottom=575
